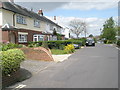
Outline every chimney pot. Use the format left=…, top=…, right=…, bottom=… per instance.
left=54, top=16, right=56, bottom=20
left=38, top=9, right=43, bottom=16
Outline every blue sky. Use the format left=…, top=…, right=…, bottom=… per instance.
left=15, top=1, right=118, bottom=37
left=45, top=7, right=117, bottom=18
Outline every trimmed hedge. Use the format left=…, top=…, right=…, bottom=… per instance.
left=28, top=38, right=86, bottom=50
left=0, top=49, right=25, bottom=75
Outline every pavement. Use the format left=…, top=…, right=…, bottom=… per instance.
left=7, top=43, right=118, bottom=88
left=52, top=54, right=72, bottom=62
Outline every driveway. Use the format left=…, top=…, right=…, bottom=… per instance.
left=8, top=44, right=118, bottom=88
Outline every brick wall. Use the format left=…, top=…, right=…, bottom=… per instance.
left=20, top=47, right=54, bottom=61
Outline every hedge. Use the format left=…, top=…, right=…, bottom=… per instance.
left=28, top=39, right=86, bottom=50
left=0, top=49, right=25, bottom=75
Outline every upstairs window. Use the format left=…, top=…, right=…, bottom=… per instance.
left=16, top=15, right=26, bottom=24
left=34, top=20, right=40, bottom=28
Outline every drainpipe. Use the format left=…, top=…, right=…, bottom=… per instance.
left=13, top=13, right=16, bottom=27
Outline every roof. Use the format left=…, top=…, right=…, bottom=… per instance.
left=0, top=2, right=62, bottom=28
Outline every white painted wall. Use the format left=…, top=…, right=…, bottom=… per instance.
left=0, top=9, right=2, bottom=26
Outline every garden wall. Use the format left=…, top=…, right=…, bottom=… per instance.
left=21, top=47, right=54, bottom=61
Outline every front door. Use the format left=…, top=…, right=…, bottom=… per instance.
left=10, top=32, right=15, bottom=43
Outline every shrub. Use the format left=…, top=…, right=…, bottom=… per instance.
left=106, top=40, right=113, bottom=44
left=64, top=44, right=75, bottom=54
left=28, top=39, right=86, bottom=50
left=41, top=41, right=48, bottom=49
left=1, top=43, right=24, bottom=51
left=117, top=40, right=120, bottom=46
left=0, top=49, right=25, bottom=75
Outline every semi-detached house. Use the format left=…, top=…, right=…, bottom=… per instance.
left=0, top=1, right=64, bottom=45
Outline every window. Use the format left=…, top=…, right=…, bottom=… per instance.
left=34, top=20, right=40, bottom=28
left=33, top=35, right=44, bottom=42
left=52, top=36, right=57, bottom=41
left=18, top=34, right=27, bottom=43
left=17, top=15, right=26, bottom=24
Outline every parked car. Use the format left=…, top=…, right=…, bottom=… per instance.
left=73, top=44, right=80, bottom=49
left=86, top=38, right=95, bottom=46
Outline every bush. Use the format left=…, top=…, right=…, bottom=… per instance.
left=41, top=41, right=48, bottom=49
left=2, top=43, right=24, bottom=51
left=104, top=40, right=115, bottom=44
left=64, top=44, right=75, bottom=54
left=117, top=40, right=120, bottom=46
left=28, top=38, right=86, bottom=50
left=0, top=49, right=25, bottom=75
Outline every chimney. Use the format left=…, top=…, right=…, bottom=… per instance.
left=38, top=9, right=43, bottom=16
left=54, top=16, right=56, bottom=20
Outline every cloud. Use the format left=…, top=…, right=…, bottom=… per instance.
left=14, top=0, right=119, bottom=2
left=62, top=2, right=118, bottom=10
left=15, top=0, right=118, bottom=12
left=14, top=2, right=68, bottom=12
left=47, top=16, right=117, bottom=36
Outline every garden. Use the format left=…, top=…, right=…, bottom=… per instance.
left=0, top=38, right=86, bottom=88
left=28, top=38, right=86, bottom=55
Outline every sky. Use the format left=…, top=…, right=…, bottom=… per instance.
left=14, top=0, right=119, bottom=37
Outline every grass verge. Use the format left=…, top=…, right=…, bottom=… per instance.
left=51, top=49, right=68, bottom=55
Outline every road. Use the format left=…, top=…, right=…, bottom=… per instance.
left=9, top=44, right=118, bottom=88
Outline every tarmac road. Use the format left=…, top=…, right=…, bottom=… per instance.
left=8, top=44, right=118, bottom=88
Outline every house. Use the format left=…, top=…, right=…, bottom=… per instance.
left=48, top=16, right=71, bottom=39
left=0, top=0, right=64, bottom=45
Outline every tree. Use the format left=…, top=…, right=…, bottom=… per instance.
left=69, top=19, right=87, bottom=39
left=89, top=34, right=94, bottom=37
left=53, top=29, right=57, bottom=36
left=101, top=17, right=116, bottom=42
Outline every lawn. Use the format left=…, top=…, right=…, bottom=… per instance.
left=51, top=49, right=68, bottom=55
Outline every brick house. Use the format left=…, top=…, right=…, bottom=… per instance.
left=0, top=1, right=65, bottom=45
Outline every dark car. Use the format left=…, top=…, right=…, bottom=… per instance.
left=86, top=38, right=95, bottom=46
left=73, top=44, right=80, bottom=49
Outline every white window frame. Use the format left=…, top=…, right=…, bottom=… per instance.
left=34, top=20, right=40, bottom=28
left=33, top=34, right=44, bottom=42
left=18, top=34, right=27, bottom=43
left=16, top=15, right=26, bottom=25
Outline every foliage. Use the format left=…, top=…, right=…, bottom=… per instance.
left=0, top=49, right=25, bottom=75
left=28, top=38, right=86, bottom=50
left=101, top=17, right=116, bottom=43
left=53, top=29, right=57, bottom=35
left=89, top=34, right=94, bottom=37
left=57, top=33, right=62, bottom=40
left=2, top=43, right=24, bottom=51
left=117, top=40, right=120, bottom=46
left=41, top=41, right=48, bottom=49
left=51, top=49, right=68, bottom=55
left=69, top=19, right=87, bottom=38
left=64, top=44, right=75, bottom=54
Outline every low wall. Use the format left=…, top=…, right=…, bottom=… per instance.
left=21, top=47, right=54, bottom=61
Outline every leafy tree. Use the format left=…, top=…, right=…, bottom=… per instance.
left=101, top=17, right=116, bottom=42
left=89, top=34, right=94, bottom=37
left=53, top=29, right=57, bottom=36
